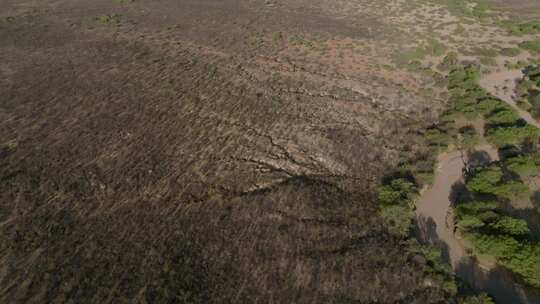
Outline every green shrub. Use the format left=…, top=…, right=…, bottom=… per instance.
left=98, top=14, right=122, bottom=25
left=466, top=166, right=503, bottom=194
left=457, top=125, right=479, bottom=147
left=424, top=128, right=451, bottom=147
left=486, top=125, right=540, bottom=147
left=448, top=67, right=480, bottom=90
left=493, top=181, right=531, bottom=200
left=490, top=216, right=530, bottom=236
left=505, top=155, right=538, bottom=177
left=467, top=233, right=520, bottom=260
left=500, top=47, right=521, bottom=57
left=439, top=51, right=459, bottom=70
left=456, top=201, right=499, bottom=216
left=520, top=40, right=540, bottom=54
left=380, top=205, right=414, bottom=237
left=485, top=107, right=520, bottom=126
left=499, top=243, right=540, bottom=288
left=476, top=98, right=503, bottom=115
left=457, top=214, right=486, bottom=232
left=377, top=178, right=417, bottom=205
left=459, top=293, right=495, bottom=304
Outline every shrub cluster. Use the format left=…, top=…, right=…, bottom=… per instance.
left=454, top=161, right=540, bottom=288
left=446, top=67, right=540, bottom=147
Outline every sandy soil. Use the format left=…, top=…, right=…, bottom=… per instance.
left=479, top=69, right=540, bottom=128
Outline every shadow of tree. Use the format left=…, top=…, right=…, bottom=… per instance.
left=498, top=199, right=540, bottom=239
left=414, top=215, right=438, bottom=245
left=449, top=181, right=472, bottom=206
left=454, top=257, right=540, bottom=304
left=498, top=145, right=521, bottom=161
left=413, top=215, right=451, bottom=263
left=466, top=150, right=492, bottom=168
left=531, top=189, right=540, bottom=209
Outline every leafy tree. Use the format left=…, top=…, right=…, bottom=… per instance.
left=377, top=178, right=417, bottom=205
left=457, top=214, right=485, bottom=232
left=377, top=186, right=402, bottom=205
left=486, top=125, right=540, bottom=147
left=490, top=216, right=530, bottom=236
left=380, top=205, right=414, bottom=237
left=485, top=107, right=520, bottom=126
left=505, top=155, right=538, bottom=177
left=466, top=166, right=503, bottom=194
left=455, top=201, right=499, bottom=215
left=425, top=128, right=451, bottom=147
left=459, top=293, right=494, bottom=304
left=493, top=181, right=530, bottom=200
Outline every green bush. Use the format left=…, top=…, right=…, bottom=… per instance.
left=486, top=125, right=540, bottom=147
left=380, top=205, right=414, bottom=238
left=377, top=178, right=417, bottom=205
left=500, top=47, right=521, bottom=57
left=520, top=40, right=540, bottom=54
left=466, top=166, right=503, bottom=194
left=464, top=231, right=540, bottom=288
left=457, top=214, right=486, bottom=232
left=457, top=125, right=479, bottom=147
left=493, top=181, right=530, bottom=200
left=485, top=107, right=520, bottom=126
left=459, top=293, right=495, bottom=304
left=456, top=200, right=499, bottom=216
left=489, top=216, right=530, bottom=236
left=505, top=155, right=538, bottom=177
left=424, top=128, right=451, bottom=147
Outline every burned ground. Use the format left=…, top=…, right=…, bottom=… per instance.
left=0, top=0, right=453, bottom=303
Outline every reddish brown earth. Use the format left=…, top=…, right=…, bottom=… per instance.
left=0, top=0, right=452, bottom=303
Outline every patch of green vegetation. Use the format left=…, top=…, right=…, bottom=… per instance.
left=397, top=38, right=447, bottom=65
left=377, top=170, right=421, bottom=237
left=499, top=47, right=521, bottom=57
left=505, top=155, right=538, bottom=177
left=520, top=40, right=540, bottom=54
left=1, top=140, right=18, bottom=151
left=455, top=180, right=540, bottom=288
left=272, top=31, right=283, bottom=42
left=486, top=124, right=540, bottom=147
left=97, top=14, right=123, bottom=25
left=466, top=166, right=503, bottom=194
left=465, top=165, right=531, bottom=200
left=424, top=127, right=452, bottom=147
left=377, top=177, right=417, bottom=206
left=485, top=106, right=520, bottom=126
left=466, top=233, right=540, bottom=288
left=458, top=293, right=495, bottom=304
left=457, top=125, right=479, bottom=148
left=438, top=51, right=459, bottom=71
left=445, top=67, right=540, bottom=147
left=469, top=47, right=498, bottom=58
left=419, top=0, right=493, bottom=20
left=380, top=205, right=415, bottom=238
left=497, top=20, right=540, bottom=36
left=406, top=241, right=458, bottom=296
left=479, top=56, right=496, bottom=66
